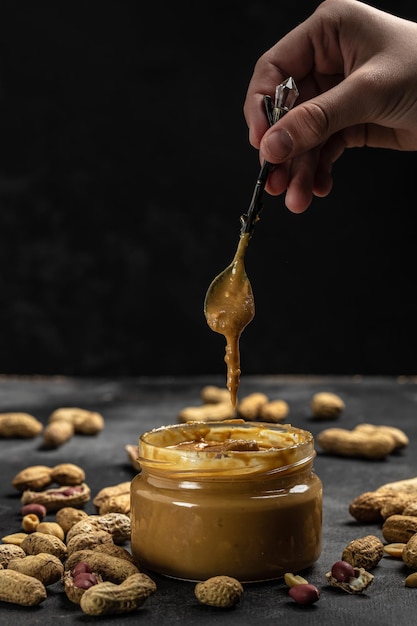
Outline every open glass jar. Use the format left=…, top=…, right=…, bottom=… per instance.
left=130, top=421, right=322, bottom=582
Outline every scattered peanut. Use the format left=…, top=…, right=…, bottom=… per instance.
left=382, top=515, right=417, bottom=544
left=8, top=552, right=64, bottom=586
left=125, top=444, right=141, bottom=472
left=384, top=543, right=406, bottom=558
left=194, top=575, right=243, bottom=608
left=259, top=399, right=289, bottom=423
left=200, top=385, right=231, bottom=404
left=20, top=503, right=47, bottom=519
left=36, top=521, right=65, bottom=541
left=0, top=544, right=26, bottom=567
left=66, top=513, right=131, bottom=545
left=51, top=463, right=86, bottom=485
left=317, top=427, right=396, bottom=459
left=349, top=489, right=403, bottom=523
left=402, top=533, right=417, bottom=569
left=21, top=482, right=91, bottom=512
left=341, top=535, right=384, bottom=570
left=42, top=420, right=75, bottom=449
left=1, top=532, right=28, bottom=546
left=93, top=482, right=131, bottom=514
left=288, top=583, right=320, bottom=605
left=22, top=514, right=40, bottom=533
left=65, top=550, right=140, bottom=584
left=405, top=572, right=417, bottom=588
left=66, top=530, right=114, bottom=556
left=326, top=564, right=374, bottom=593
left=236, top=392, right=269, bottom=421
left=55, top=506, right=89, bottom=534
left=178, top=402, right=235, bottom=423
left=284, top=572, right=309, bottom=587
left=0, top=569, right=47, bottom=606
left=48, top=407, right=104, bottom=435
left=20, top=531, right=67, bottom=561
left=311, top=392, right=345, bottom=419
left=354, top=424, right=409, bottom=450
left=12, top=465, right=53, bottom=492
left=79, top=572, right=157, bottom=616
left=0, top=412, right=43, bottom=438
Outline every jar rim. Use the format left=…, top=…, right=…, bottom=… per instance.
left=137, top=421, right=316, bottom=477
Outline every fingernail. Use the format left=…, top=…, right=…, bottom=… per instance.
left=264, top=128, right=293, bottom=161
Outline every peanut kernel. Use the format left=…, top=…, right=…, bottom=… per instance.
left=384, top=543, right=406, bottom=558
left=21, top=514, right=40, bottom=532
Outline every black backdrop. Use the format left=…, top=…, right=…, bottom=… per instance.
left=0, top=0, right=416, bottom=378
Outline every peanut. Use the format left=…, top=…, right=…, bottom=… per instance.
left=20, top=503, right=47, bottom=519
left=236, top=392, right=269, bottom=420
left=311, top=392, right=345, bottom=419
left=349, top=489, right=407, bottom=523
left=0, top=569, right=47, bottom=606
left=65, top=550, right=140, bottom=583
left=20, top=530, right=67, bottom=560
left=51, top=463, right=85, bottom=485
left=402, top=533, right=417, bottom=569
left=66, top=513, right=131, bottom=545
left=200, top=385, right=231, bottom=404
left=341, top=535, right=384, bottom=570
left=22, top=513, right=40, bottom=532
left=8, top=552, right=64, bottom=586
left=93, top=482, right=131, bottom=512
left=259, top=399, right=289, bottom=423
left=316, top=427, right=396, bottom=459
left=0, top=412, right=43, bottom=438
left=66, top=530, right=114, bottom=556
left=403, top=502, right=417, bottom=517
left=382, top=515, right=417, bottom=544
left=405, top=572, right=417, bottom=587
left=178, top=402, right=235, bottom=423
left=80, top=572, right=157, bottom=616
left=12, top=465, right=52, bottom=492
left=48, top=407, right=104, bottom=435
left=42, top=420, right=74, bottom=448
left=36, top=521, right=65, bottom=541
left=354, top=424, right=409, bottom=450
left=194, top=575, right=243, bottom=608
left=55, top=506, right=88, bottom=534
left=1, top=532, right=28, bottom=545
left=384, top=543, right=406, bottom=558
left=0, top=544, right=26, bottom=567
left=21, top=482, right=91, bottom=512
left=288, top=583, right=320, bottom=605
left=284, top=572, right=309, bottom=587
left=125, top=444, right=141, bottom=472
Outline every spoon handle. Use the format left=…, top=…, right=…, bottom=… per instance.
left=240, top=77, right=299, bottom=236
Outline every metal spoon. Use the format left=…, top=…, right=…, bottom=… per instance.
left=204, top=78, right=299, bottom=406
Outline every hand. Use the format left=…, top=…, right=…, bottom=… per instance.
left=243, top=0, right=417, bottom=213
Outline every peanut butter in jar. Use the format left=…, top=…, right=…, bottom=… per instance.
left=130, top=421, right=322, bottom=582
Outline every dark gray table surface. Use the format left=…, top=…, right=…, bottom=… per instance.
left=1, top=374, right=417, bottom=625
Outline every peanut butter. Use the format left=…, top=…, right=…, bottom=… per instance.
left=130, top=422, right=322, bottom=582
left=204, top=233, right=255, bottom=406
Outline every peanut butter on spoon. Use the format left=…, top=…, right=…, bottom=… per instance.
left=204, top=232, right=255, bottom=407
left=203, top=78, right=298, bottom=407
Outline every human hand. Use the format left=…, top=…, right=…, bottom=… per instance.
left=244, top=0, right=417, bottom=213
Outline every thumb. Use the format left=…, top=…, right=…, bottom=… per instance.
left=260, top=79, right=365, bottom=163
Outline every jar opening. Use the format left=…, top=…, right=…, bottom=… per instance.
left=137, top=421, right=316, bottom=477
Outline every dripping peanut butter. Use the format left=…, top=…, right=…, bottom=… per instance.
left=204, top=233, right=255, bottom=406
left=130, top=421, right=322, bottom=582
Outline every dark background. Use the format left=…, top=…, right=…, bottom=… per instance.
left=0, top=0, right=416, bottom=378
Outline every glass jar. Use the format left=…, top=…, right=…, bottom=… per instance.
left=130, top=421, right=322, bottom=582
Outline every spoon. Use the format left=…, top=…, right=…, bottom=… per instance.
left=204, top=78, right=299, bottom=407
